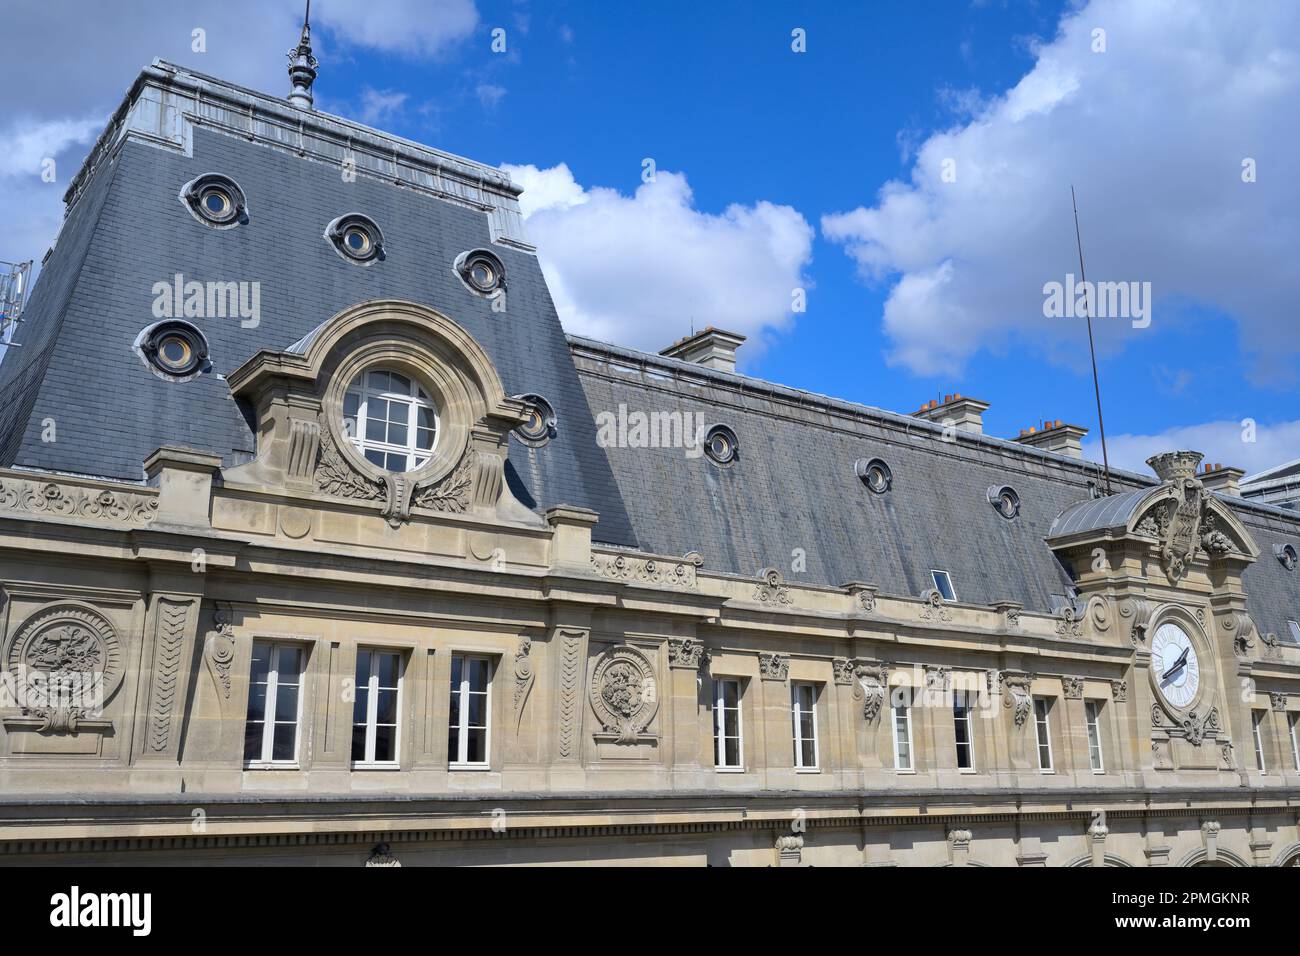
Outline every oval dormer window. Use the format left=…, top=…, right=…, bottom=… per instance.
left=342, top=368, right=437, bottom=471
left=456, top=249, right=506, bottom=296
left=326, top=214, right=385, bottom=264
left=179, top=173, right=247, bottom=228
left=514, top=393, right=557, bottom=446
left=704, top=424, right=739, bottom=466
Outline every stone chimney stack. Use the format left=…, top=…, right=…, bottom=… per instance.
left=1200, top=461, right=1245, bottom=496
left=1013, top=420, right=1088, bottom=459
left=660, top=327, right=747, bottom=373
left=911, top=393, right=990, bottom=435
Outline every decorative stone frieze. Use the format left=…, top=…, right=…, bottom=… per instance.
left=992, top=600, right=1022, bottom=629
left=1111, top=679, right=1128, bottom=702
left=1270, top=691, right=1288, bottom=712
left=667, top=638, right=704, bottom=670
left=589, top=645, right=658, bottom=744
left=1055, top=603, right=1083, bottom=638
left=590, top=550, right=700, bottom=590
left=758, top=652, right=789, bottom=682
left=1062, top=676, right=1083, bottom=700
left=842, top=581, right=878, bottom=612
left=919, top=588, right=951, bottom=622
left=754, top=568, right=791, bottom=606
left=0, top=476, right=158, bottom=525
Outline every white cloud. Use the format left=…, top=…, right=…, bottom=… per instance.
left=315, top=0, right=478, bottom=58
left=475, top=83, right=506, bottom=110
left=0, top=1, right=479, bottom=265
left=501, top=164, right=814, bottom=357
left=823, top=0, right=1300, bottom=380
left=1085, top=418, right=1300, bottom=477
left=356, top=88, right=409, bottom=125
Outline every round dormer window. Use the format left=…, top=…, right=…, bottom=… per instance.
left=455, top=249, right=506, bottom=296
left=179, top=173, right=247, bottom=228
left=704, top=425, right=739, bottom=466
left=342, top=368, right=437, bottom=472
left=514, top=393, right=557, bottom=445
left=136, top=320, right=209, bottom=380
left=326, top=214, right=385, bottom=264
left=855, top=457, right=893, bottom=494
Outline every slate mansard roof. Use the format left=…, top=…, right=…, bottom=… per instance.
left=0, top=60, right=636, bottom=547
left=3, top=59, right=1300, bottom=639
left=567, top=335, right=1300, bottom=638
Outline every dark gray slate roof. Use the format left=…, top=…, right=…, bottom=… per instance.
left=0, top=110, right=636, bottom=546
left=570, top=336, right=1300, bottom=629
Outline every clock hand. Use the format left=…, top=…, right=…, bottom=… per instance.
left=1160, top=664, right=1185, bottom=688
left=1161, top=647, right=1189, bottom=681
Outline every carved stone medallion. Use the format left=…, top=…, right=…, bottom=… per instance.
left=6, top=603, right=124, bottom=733
left=589, top=645, right=658, bottom=743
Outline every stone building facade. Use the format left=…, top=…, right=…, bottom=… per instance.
left=0, top=52, right=1298, bottom=867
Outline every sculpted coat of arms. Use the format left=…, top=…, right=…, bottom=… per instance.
left=589, top=646, right=658, bottom=743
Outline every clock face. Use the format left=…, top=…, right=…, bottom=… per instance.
left=1151, top=622, right=1200, bottom=709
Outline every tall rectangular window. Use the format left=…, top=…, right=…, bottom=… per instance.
left=714, top=678, right=743, bottom=770
left=243, top=642, right=304, bottom=766
left=1252, top=710, right=1267, bottom=771
left=1033, top=697, right=1054, bottom=771
left=930, top=569, right=956, bottom=601
left=1289, top=714, right=1300, bottom=772
left=791, top=682, right=819, bottom=770
left=953, top=690, right=974, bottom=770
left=352, top=649, right=403, bottom=767
left=449, top=654, right=491, bottom=767
left=1290, top=714, right=1300, bottom=773
left=893, top=691, right=913, bottom=771
left=1085, top=700, right=1105, bottom=773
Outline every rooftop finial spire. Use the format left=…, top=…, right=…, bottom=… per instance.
left=287, top=0, right=318, bottom=110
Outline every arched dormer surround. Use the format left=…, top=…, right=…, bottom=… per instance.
left=225, top=299, right=536, bottom=527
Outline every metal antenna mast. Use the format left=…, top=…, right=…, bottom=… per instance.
left=1071, top=185, right=1112, bottom=495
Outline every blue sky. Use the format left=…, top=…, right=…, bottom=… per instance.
left=2, top=0, right=1298, bottom=476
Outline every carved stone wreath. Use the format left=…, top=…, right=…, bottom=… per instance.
left=589, top=645, right=658, bottom=743
left=6, top=603, right=124, bottom=732
left=315, top=412, right=475, bottom=527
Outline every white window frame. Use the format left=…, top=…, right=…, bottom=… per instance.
left=713, top=678, right=744, bottom=771
left=1288, top=620, right=1300, bottom=646
left=1252, top=710, right=1267, bottom=772
left=953, top=689, right=975, bottom=771
left=449, top=653, right=493, bottom=770
left=892, top=692, right=914, bottom=772
left=1290, top=713, right=1300, bottom=773
left=791, top=682, right=820, bottom=771
left=1034, top=697, right=1054, bottom=772
left=930, top=569, right=956, bottom=601
left=1085, top=700, right=1105, bottom=773
left=352, top=648, right=404, bottom=769
left=343, top=369, right=438, bottom=473
left=243, top=640, right=305, bottom=769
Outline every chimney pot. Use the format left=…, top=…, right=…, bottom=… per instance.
left=1013, top=420, right=1088, bottom=459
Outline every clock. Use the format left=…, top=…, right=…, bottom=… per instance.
left=1151, top=621, right=1200, bottom=710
